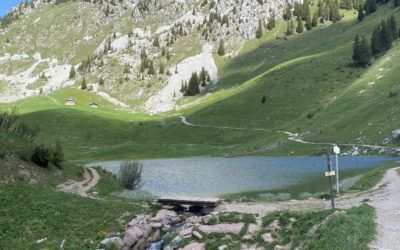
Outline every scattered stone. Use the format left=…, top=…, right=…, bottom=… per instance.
left=267, top=220, right=281, bottom=231
left=162, top=218, right=171, bottom=226
left=193, top=231, right=203, bottom=240
left=60, top=239, right=66, bottom=248
left=186, top=216, right=202, bottom=224
left=150, top=222, right=162, bottom=229
left=151, top=209, right=168, bottom=222
left=101, top=237, right=123, bottom=249
left=262, top=233, right=274, bottom=243
left=218, top=245, right=228, bottom=250
left=123, top=226, right=144, bottom=248
left=128, top=219, right=138, bottom=227
left=179, top=227, right=193, bottom=238
left=274, top=245, right=285, bottom=250
left=171, top=215, right=182, bottom=224
left=392, top=129, right=400, bottom=139
left=165, top=235, right=181, bottom=249
left=289, top=218, right=296, bottom=223
left=247, top=224, right=260, bottom=236
left=181, top=242, right=205, bottom=250
left=199, top=223, right=244, bottom=235
left=222, top=235, right=232, bottom=241
left=201, top=215, right=212, bottom=224
left=91, top=191, right=98, bottom=196
left=36, top=237, right=47, bottom=243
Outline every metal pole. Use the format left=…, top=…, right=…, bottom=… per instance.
left=326, top=150, right=335, bottom=210
left=335, top=153, right=339, bottom=194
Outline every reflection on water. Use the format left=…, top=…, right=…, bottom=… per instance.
left=86, top=157, right=393, bottom=197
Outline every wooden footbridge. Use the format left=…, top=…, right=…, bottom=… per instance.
left=157, top=196, right=220, bottom=208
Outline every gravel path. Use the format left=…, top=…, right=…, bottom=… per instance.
left=369, top=167, right=400, bottom=250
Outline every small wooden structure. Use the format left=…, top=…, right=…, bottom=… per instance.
left=157, top=196, right=220, bottom=208
left=90, top=103, right=99, bottom=108
left=65, top=99, right=76, bottom=106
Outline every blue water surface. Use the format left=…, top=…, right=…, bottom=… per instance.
left=86, top=157, right=394, bottom=196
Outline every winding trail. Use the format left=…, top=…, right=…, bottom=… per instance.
left=57, top=167, right=100, bottom=197
left=180, top=116, right=386, bottom=150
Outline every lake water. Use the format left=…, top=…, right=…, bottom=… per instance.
left=86, top=157, right=394, bottom=197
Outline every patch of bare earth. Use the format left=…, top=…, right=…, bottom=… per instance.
left=57, top=167, right=100, bottom=197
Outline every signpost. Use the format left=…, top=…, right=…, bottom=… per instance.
left=333, top=145, right=340, bottom=194
left=325, top=150, right=335, bottom=210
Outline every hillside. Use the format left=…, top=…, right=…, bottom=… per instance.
left=0, top=0, right=399, bottom=159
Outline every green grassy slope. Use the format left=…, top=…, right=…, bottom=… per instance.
left=2, top=4, right=400, bottom=159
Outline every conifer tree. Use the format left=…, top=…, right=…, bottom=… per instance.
left=187, top=72, right=200, bottom=96
left=318, top=0, right=323, bottom=16
left=358, top=36, right=372, bottom=66
left=283, top=4, right=292, bottom=20
left=352, top=35, right=361, bottom=63
left=218, top=40, right=225, bottom=56
left=296, top=18, right=304, bottom=33
left=395, top=0, right=400, bottom=7
left=312, top=11, right=319, bottom=27
left=53, top=138, right=64, bottom=168
left=305, top=7, right=312, bottom=30
left=69, top=65, right=75, bottom=79
left=388, top=15, right=398, bottom=40
left=148, top=60, right=155, bottom=75
left=81, top=77, right=87, bottom=89
left=381, top=20, right=393, bottom=51
left=371, top=25, right=382, bottom=55
left=357, top=4, right=365, bottom=21
left=99, top=77, right=105, bottom=85
left=199, top=67, right=207, bottom=87
left=256, top=19, right=263, bottom=38
left=159, top=61, right=165, bottom=74
left=153, top=36, right=160, bottom=47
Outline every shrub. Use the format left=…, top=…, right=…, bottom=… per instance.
left=31, top=145, right=53, bottom=168
left=118, top=161, right=143, bottom=190
left=52, top=138, right=64, bottom=168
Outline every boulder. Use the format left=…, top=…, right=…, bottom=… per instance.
left=165, top=235, right=181, bottom=250
left=267, top=220, right=281, bottom=231
left=162, top=218, right=171, bottom=226
left=222, top=235, right=232, bottom=241
left=101, top=237, right=123, bottom=248
left=123, top=226, right=144, bottom=248
left=201, top=215, right=212, bottom=224
left=128, top=219, right=138, bottom=227
left=392, top=129, right=400, bottom=139
left=171, top=216, right=182, bottom=224
left=150, top=222, right=162, bottom=229
left=218, top=245, right=228, bottom=250
left=198, top=223, right=244, bottom=235
left=186, top=216, right=202, bottom=224
left=182, top=242, right=206, bottom=250
left=261, top=233, right=274, bottom=243
left=150, top=209, right=169, bottom=222
left=179, top=227, right=193, bottom=238
left=247, top=224, right=260, bottom=235
left=192, top=231, right=202, bottom=239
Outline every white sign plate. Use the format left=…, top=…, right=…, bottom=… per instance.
left=333, top=145, right=340, bottom=154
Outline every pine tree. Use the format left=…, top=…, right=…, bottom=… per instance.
left=312, top=11, right=319, bottom=27
left=148, top=60, right=155, bottom=75
left=305, top=7, right=312, bottom=30
left=218, top=40, right=225, bottom=56
left=381, top=20, right=393, bottom=50
left=99, top=77, right=105, bottom=85
left=53, top=138, right=64, bottom=168
left=69, top=65, right=75, bottom=79
left=358, top=36, right=372, bottom=66
left=81, top=77, right=87, bottom=89
left=371, top=25, right=382, bottom=55
left=166, top=51, right=171, bottom=60
left=199, top=67, right=207, bottom=87
left=283, top=4, right=292, bottom=20
left=318, top=0, right=323, bottom=16
left=159, top=61, right=165, bottom=74
left=357, top=4, right=365, bottom=21
left=395, top=0, right=400, bottom=7
left=153, top=36, right=160, bottom=47
left=352, top=35, right=361, bottom=63
left=187, top=72, right=200, bottom=96
left=123, top=63, right=130, bottom=74
left=296, top=18, right=304, bottom=33
left=388, top=15, right=398, bottom=40
left=256, top=19, right=263, bottom=38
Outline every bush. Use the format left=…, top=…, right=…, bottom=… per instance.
left=31, top=145, right=53, bottom=168
left=118, top=161, right=143, bottom=190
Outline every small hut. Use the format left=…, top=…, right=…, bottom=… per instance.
left=90, top=103, right=99, bottom=108
left=65, top=99, right=76, bottom=106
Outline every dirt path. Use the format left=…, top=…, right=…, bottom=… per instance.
left=369, top=167, right=400, bottom=250
left=57, top=167, right=100, bottom=197
left=180, top=116, right=386, bottom=150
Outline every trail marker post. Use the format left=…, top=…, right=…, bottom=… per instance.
left=333, top=145, right=340, bottom=194
left=325, top=150, right=335, bottom=210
